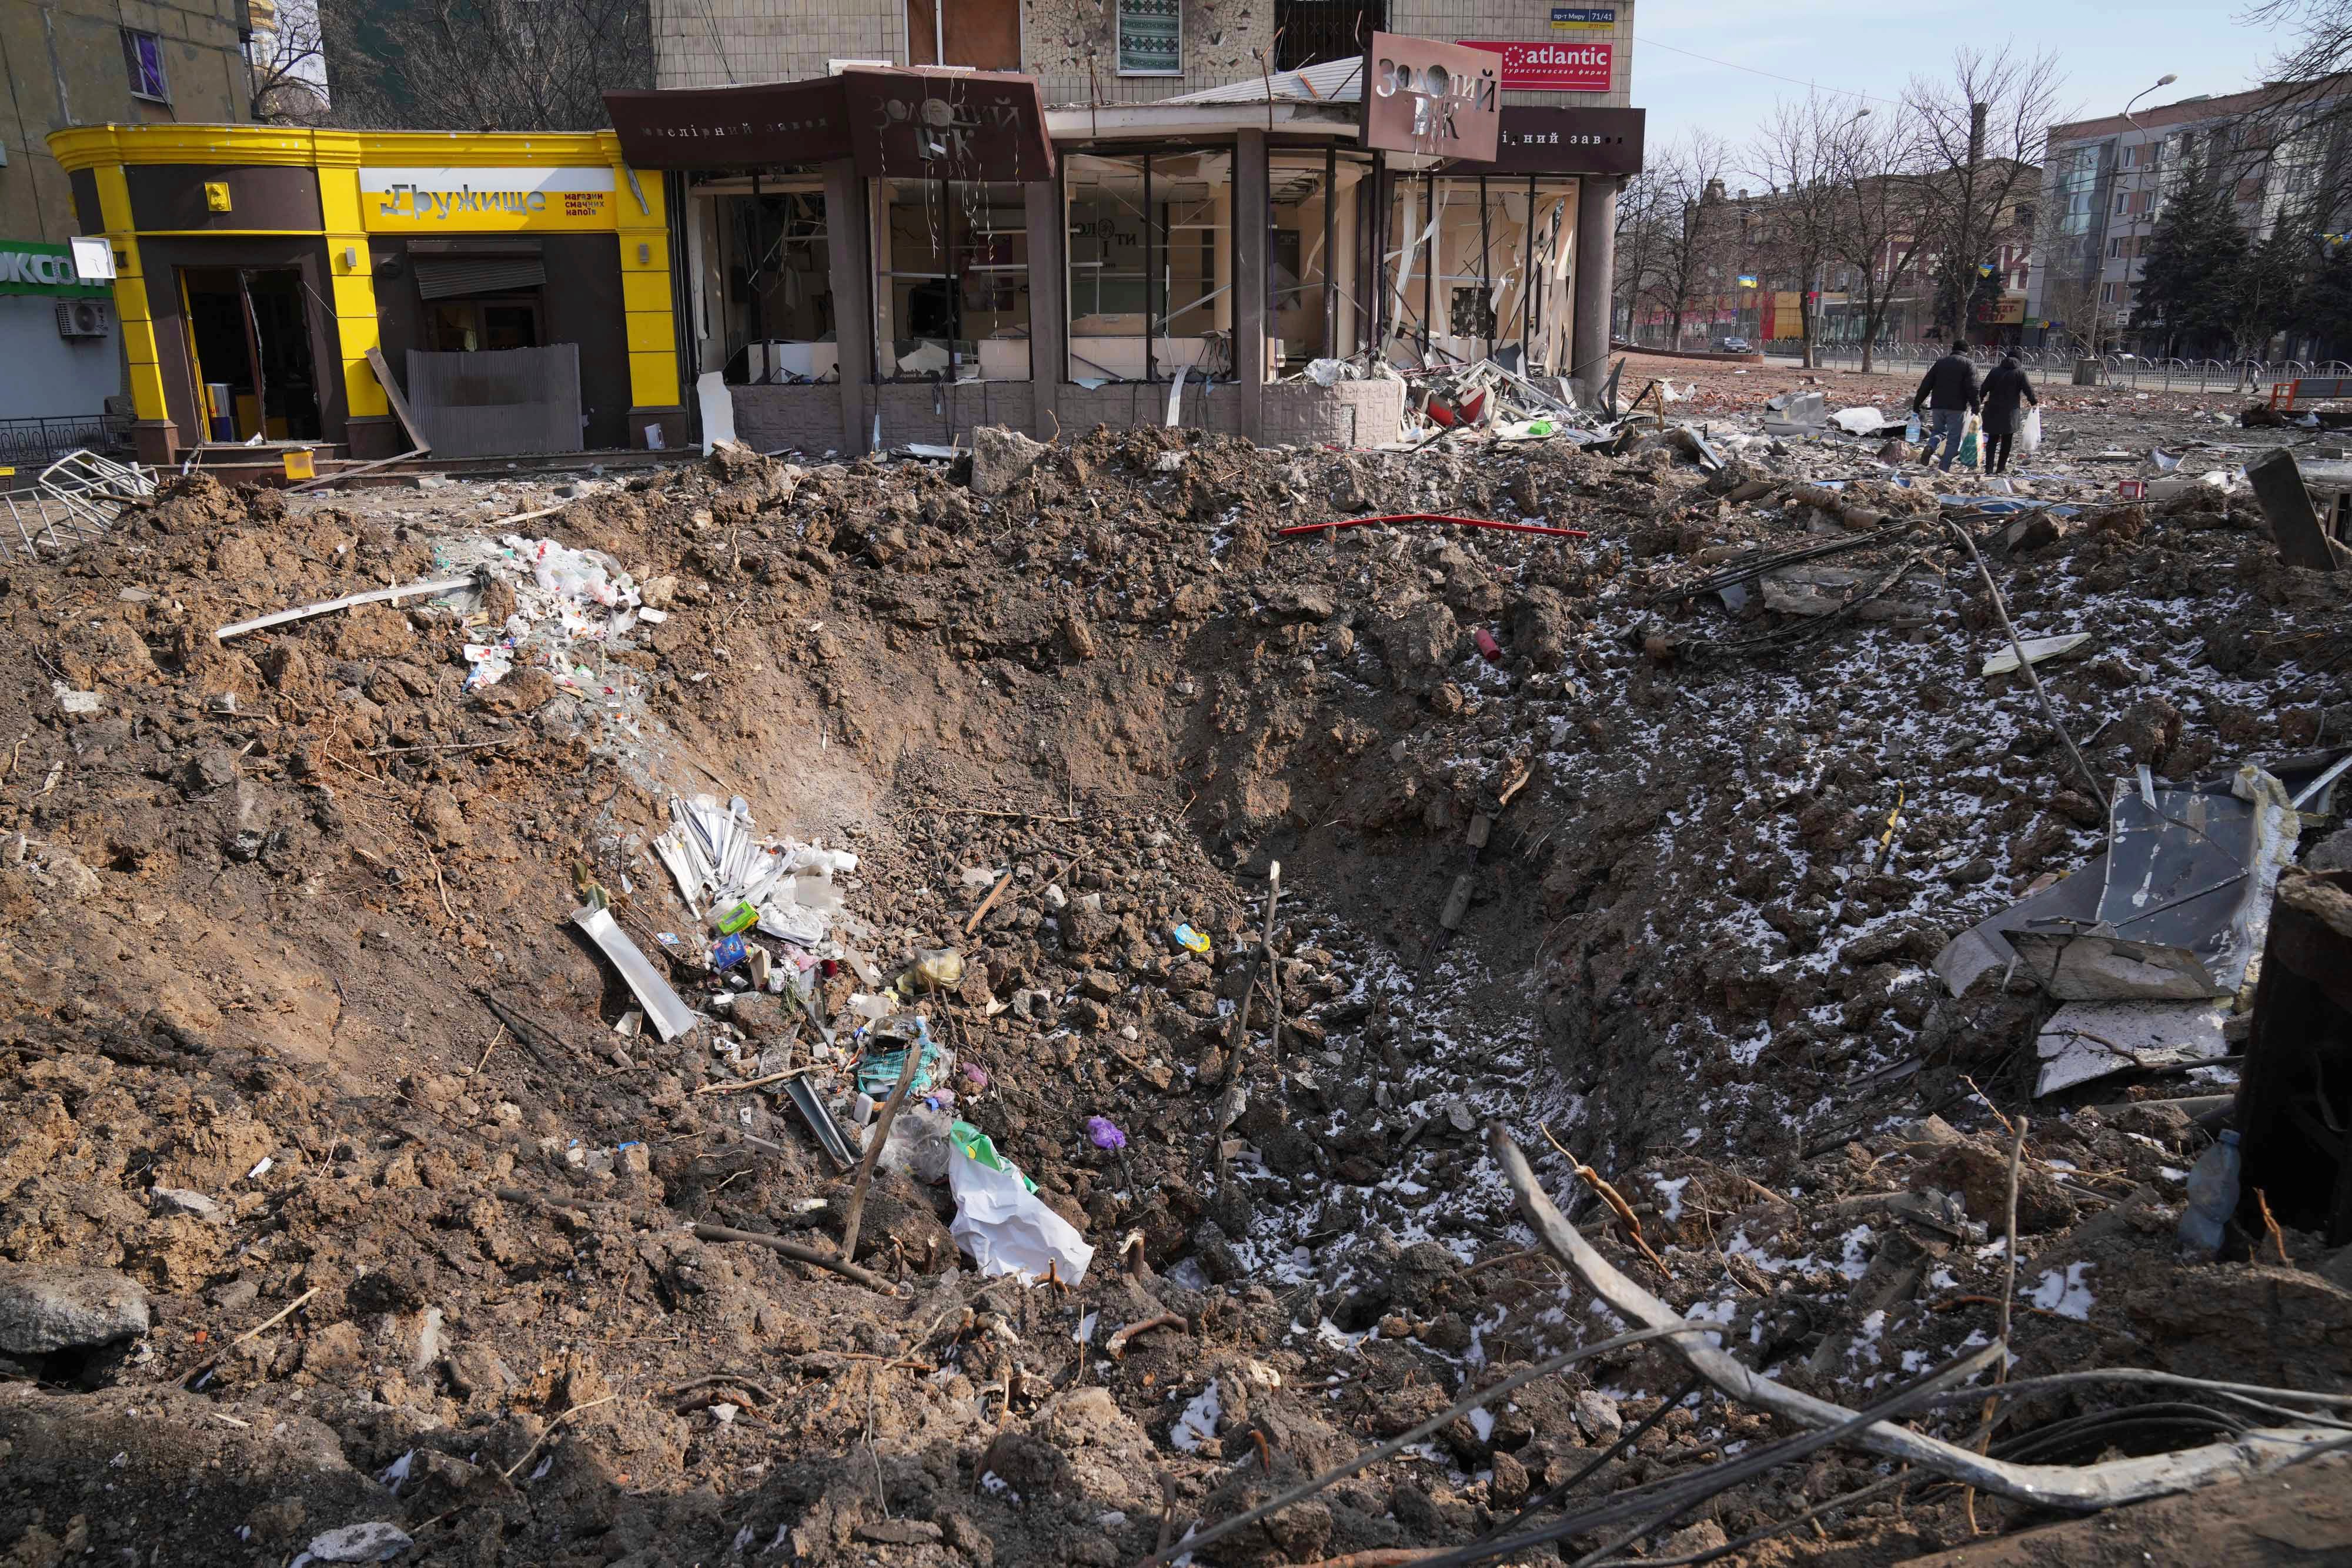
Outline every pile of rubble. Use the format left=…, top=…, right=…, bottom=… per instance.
left=1, top=388, right=2349, bottom=1566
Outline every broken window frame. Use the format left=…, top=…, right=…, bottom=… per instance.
left=1063, top=146, right=1236, bottom=385
left=694, top=173, right=838, bottom=387
left=1267, top=144, right=1377, bottom=369
left=1384, top=169, right=1579, bottom=375
left=871, top=175, right=1032, bottom=383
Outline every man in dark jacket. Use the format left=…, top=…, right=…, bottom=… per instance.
left=1911, top=339, right=1980, bottom=472
left=1979, top=355, right=2038, bottom=474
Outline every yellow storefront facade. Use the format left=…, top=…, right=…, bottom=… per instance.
left=48, top=126, right=682, bottom=464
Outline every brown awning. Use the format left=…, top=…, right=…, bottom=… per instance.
left=605, top=69, right=1054, bottom=182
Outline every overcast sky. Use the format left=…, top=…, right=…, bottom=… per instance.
left=1633, top=0, right=2288, bottom=158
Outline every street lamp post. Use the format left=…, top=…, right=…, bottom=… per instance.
left=2112, top=73, right=2179, bottom=351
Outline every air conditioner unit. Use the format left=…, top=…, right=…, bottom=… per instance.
left=55, top=299, right=109, bottom=337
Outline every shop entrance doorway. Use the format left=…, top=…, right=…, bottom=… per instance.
left=179, top=268, right=322, bottom=442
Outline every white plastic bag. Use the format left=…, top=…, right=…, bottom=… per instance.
left=2019, top=404, right=2043, bottom=457
left=948, top=1144, right=1094, bottom=1285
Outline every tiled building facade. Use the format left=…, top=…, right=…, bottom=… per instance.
left=653, top=1, right=1637, bottom=112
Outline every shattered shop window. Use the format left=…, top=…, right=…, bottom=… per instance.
left=122, top=28, right=168, bottom=102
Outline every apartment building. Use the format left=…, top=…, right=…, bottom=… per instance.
left=0, top=0, right=258, bottom=427
left=2028, top=83, right=2341, bottom=350
left=654, top=1, right=1635, bottom=109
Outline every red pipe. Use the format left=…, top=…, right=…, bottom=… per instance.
left=1276, top=513, right=1591, bottom=539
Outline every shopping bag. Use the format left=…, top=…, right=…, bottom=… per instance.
left=1957, top=413, right=1982, bottom=469
left=948, top=1139, right=1094, bottom=1285
left=2019, top=405, right=2043, bottom=458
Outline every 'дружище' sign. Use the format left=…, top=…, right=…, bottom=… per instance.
left=1361, top=32, right=1502, bottom=162
left=360, top=167, right=616, bottom=231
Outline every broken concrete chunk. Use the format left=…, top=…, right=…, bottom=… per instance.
left=148, top=1186, right=223, bottom=1222
left=1571, top=1389, right=1621, bottom=1442
left=969, top=424, right=1047, bottom=497
left=0, top=1266, right=152, bottom=1355
left=302, top=1522, right=414, bottom=1563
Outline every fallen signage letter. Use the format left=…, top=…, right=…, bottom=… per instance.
left=572, top=902, right=697, bottom=1042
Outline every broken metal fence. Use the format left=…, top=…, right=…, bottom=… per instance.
left=0, top=449, right=157, bottom=561
left=1776, top=341, right=2330, bottom=395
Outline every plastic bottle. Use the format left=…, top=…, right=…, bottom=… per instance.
left=1904, top=410, right=1922, bottom=444
left=2177, top=1129, right=2241, bottom=1258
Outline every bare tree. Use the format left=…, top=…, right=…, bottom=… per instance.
left=1747, top=95, right=1877, bottom=366
left=1611, top=164, right=1670, bottom=346
left=322, top=0, right=651, bottom=132
left=1904, top=47, right=2066, bottom=338
left=249, top=0, right=329, bottom=124
left=1826, top=112, right=1934, bottom=373
left=1638, top=132, right=1737, bottom=350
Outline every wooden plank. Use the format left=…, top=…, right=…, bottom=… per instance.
left=286, top=446, right=427, bottom=496
left=365, top=345, right=430, bottom=456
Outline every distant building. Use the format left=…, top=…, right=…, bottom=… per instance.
left=0, top=0, right=259, bottom=428
left=2029, top=81, right=2350, bottom=353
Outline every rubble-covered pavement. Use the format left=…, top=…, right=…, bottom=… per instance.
left=4, top=360, right=2351, bottom=1567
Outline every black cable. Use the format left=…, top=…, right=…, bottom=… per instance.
left=1475, top=1375, right=1704, bottom=1545
left=1411, top=1345, right=2000, bottom=1568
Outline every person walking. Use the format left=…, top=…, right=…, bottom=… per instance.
left=1911, top=339, right=1981, bottom=472
left=1979, top=354, right=2038, bottom=475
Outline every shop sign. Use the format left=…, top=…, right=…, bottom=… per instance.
left=0, top=239, right=111, bottom=298
left=1450, top=106, right=1645, bottom=176
left=362, top=166, right=617, bottom=232
left=605, top=71, right=1054, bottom=183
left=1362, top=32, right=1502, bottom=162
left=838, top=71, right=1057, bottom=181
left=1462, top=41, right=1613, bottom=93
left=1549, top=7, right=1615, bottom=29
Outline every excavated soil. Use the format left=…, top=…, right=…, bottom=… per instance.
left=2, top=413, right=2349, bottom=1568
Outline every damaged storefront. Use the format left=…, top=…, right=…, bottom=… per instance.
left=48, top=127, right=681, bottom=466
left=607, top=54, right=1642, bottom=454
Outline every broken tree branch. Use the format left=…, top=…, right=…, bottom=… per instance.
left=1488, top=1124, right=2343, bottom=1512
left=1105, top=1313, right=1186, bottom=1360
left=693, top=1222, right=897, bottom=1292
left=837, top=1031, right=924, bottom=1266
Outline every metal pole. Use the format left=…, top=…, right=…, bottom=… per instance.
left=1522, top=175, right=1534, bottom=371
left=749, top=173, right=766, bottom=365
left=1368, top=151, right=1384, bottom=349
left=1144, top=153, right=1157, bottom=385
left=1323, top=141, right=1338, bottom=359
left=1421, top=170, right=1434, bottom=360
left=1477, top=172, right=1491, bottom=360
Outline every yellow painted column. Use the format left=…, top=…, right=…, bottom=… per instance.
left=90, top=159, right=168, bottom=426
left=311, top=133, right=388, bottom=423
left=610, top=149, right=681, bottom=428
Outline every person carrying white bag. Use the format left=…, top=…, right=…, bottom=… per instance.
left=1980, top=354, right=2039, bottom=475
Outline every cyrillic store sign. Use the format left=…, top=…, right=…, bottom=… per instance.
left=0, top=240, right=111, bottom=298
